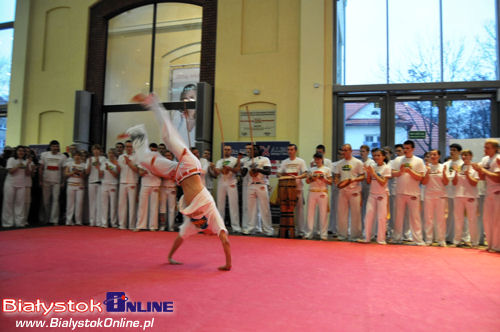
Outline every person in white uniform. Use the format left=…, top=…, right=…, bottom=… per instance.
left=2, top=146, right=30, bottom=227
left=421, top=150, right=449, bottom=246
left=240, top=144, right=253, bottom=232
left=472, top=139, right=500, bottom=252
left=334, top=144, right=365, bottom=241
left=131, top=92, right=232, bottom=271
left=444, top=143, right=465, bottom=243
left=453, top=150, right=480, bottom=247
left=86, top=144, right=105, bottom=226
left=391, top=140, right=426, bottom=245
left=39, top=140, right=67, bottom=225
left=278, top=144, right=308, bottom=237
left=359, top=144, right=376, bottom=227
left=241, top=145, right=274, bottom=236
left=117, top=140, right=140, bottom=230
left=305, top=153, right=332, bottom=240
left=23, top=147, right=36, bottom=226
left=65, top=151, right=86, bottom=226
left=361, top=148, right=391, bottom=244
left=214, top=145, right=242, bottom=233
left=159, top=150, right=178, bottom=231
left=101, top=149, right=120, bottom=228
left=329, top=147, right=344, bottom=236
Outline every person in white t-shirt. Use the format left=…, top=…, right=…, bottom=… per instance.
left=86, top=144, right=105, bottom=226
left=39, top=140, right=67, bottom=225
left=472, top=139, right=500, bottom=252
left=334, top=144, right=365, bottom=241
left=65, top=151, right=86, bottom=226
left=310, top=144, right=332, bottom=169
left=214, top=145, right=242, bottom=233
left=391, top=140, right=426, bottom=245
left=278, top=144, right=308, bottom=237
left=421, top=150, right=449, bottom=246
left=240, top=144, right=253, bottom=232
left=305, top=153, right=332, bottom=240
left=329, top=147, right=344, bottom=236
left=117, top=140, right=140, bottom=230
left=444, top=143, right=465, bottom=243
left=202, top=149, right=216, bottom=195
left=453, top=150, right=480, bottom=247
left=241, top=145, right=274, bottom=236
left=101, top=149, right=120, bottom=228
left=159, top=150, right=178, bottom=231
left=361, top=148, right=391, bottom=244
left=359, top=145, right=376, bottom=225
left=2, top=146, right=31, bottom=227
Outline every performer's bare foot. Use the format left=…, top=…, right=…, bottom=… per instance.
left=218, top=264, right=231, bottom=271
left=168, top=257, right=183, bottom=265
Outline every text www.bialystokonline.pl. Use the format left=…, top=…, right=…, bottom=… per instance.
left=14, top=317, right=155, bottom=330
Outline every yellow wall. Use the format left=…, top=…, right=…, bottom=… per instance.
left=7, top=0, right=334, bottom=159
left=214, top=0, right=333, bottom=160
left=7, top=0, right=96, bottom=148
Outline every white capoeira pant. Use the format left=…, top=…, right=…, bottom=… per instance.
left=66, top=184, right=84, bottom=225
left=483, top=192, right=500, bottom=251
left=306, top=190, right=329, bottom=240
left=245, top=183, right=273, bottom=236
left=118, top=184, right=138, bottom=229
left=454, top=197, right=478, bottom=246
left=393, top=194, right=424, bottom=243
left=136, top=185, right=160, bottom=230
left=88, top=182, right=101, bottom=226
left=423, top=196, right=447, bottom=244
left=101, top=183, right=118, bottom=227
left=159, top=185, right=177, bottom=231
left=337, top=189, right=362, bottom=240
left=42, top=182, right=60, bottom=225
left=364, top=194, right=388, bottom=243
left=2, top=185, right=26, bottom=227
left=178, top=187, right=228, bottom=238
left=216, top=180, right=241, bottom=232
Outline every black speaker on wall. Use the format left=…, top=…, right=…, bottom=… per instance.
left=195, top=82, right=213, bottom=146
left=73, top=90, right=93, bottom=150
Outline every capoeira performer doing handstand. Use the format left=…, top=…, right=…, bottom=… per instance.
left=123, top=93, right=231, bottom=271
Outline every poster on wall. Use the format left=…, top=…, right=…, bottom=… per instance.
left=169, top=66, right=200, bottom=147
left=239, top=109, right=276, bottom=137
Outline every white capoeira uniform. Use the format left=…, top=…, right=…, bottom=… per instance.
left=423, top=163, right=447, bottom=245
left=363, top=163, right=391, bottom=243
left=311, top=158, right=332, bottom=236
left=334, top=157, right=364, bottom=240
left=136, top=167, right=161, bottom=231
left=159, top=166, right=178, bottom=231
left=279, top=157, right=307, bottom=236
left=138, top=94, right=228, bottom=238
left=305, top=165, right=332, bottom=240
left=479, top=154, right=500, bottom=251
left=387, top=159, right=397, bottom=238
left=23, top=161, right=34, bottom=226
left=240, top=156, right=252, bottom=232
left=87, top=155, right=105, bottom=226
left=444, top=158, right=465, bottom=242
left=40, top=151, right=67, bottom=224
left=118, top=153, right=139, bottom=229
left=453, top=165, right=480, bottom=246
left=361, top=157, right=376, bottom=227
left=391, top=155, right=426, bottom=244
left=101, top=160, right=119, bottom=228
left=243, top=156, right=274, bottom=236
left=216, top=156, right=241, bottom=233
left=2, top=157, right=27, bottom=227
left=65, top=161, right=85, bottom=226
left=329, top=160, right=341, bottom=235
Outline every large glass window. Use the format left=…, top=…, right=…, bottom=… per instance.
left=344, top=101, right=381, bottom=155
left=0, top=0, right=16, bottom=152
left=445, top=98, right=491, bottom=148
left=339, top=0, right=498, bottom=84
